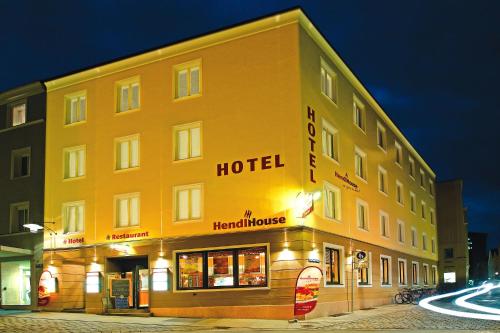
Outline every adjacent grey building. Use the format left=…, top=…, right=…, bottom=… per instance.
left=0, top=82, right=45, bottom=308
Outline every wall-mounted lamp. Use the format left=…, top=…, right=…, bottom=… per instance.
left=23, top=221, right=56, bottom=234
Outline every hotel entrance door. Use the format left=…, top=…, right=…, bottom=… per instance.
left=106, top=256, right=149, bottom=309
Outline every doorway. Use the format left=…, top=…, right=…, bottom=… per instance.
left=106, top=256, right=149, bottom=309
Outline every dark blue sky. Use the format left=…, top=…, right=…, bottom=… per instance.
left=1, top=1, right=499, bottom=247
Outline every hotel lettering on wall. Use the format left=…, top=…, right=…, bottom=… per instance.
left=217, top=155, right=284, bottom=176
left=307, top=106, right=317, bottom=183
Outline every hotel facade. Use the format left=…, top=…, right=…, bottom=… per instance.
left=42, top=9, right=438, bottom=319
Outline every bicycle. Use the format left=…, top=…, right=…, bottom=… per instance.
left=395, top=288, right=413, bottom=304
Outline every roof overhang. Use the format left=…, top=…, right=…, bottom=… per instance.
left=0, top=245, right=33, bottom=258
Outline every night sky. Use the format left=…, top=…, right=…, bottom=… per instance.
left=1, top=1, right=499, bottom=247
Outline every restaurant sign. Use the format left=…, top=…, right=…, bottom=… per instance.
left=335, top=171, right=360, bottom=192
left=294, top=266, right=322, bottom=316
left=213, top=210, right=286, bottom=231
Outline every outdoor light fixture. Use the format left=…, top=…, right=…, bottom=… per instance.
left=23, top=221, right=56, bottom=234
left=110, top=243, right=132, bottom=254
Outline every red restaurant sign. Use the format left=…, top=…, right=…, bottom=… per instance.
left=294, top=266, right=322, bottom=316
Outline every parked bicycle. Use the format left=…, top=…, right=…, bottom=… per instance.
left=395, top=287, right=437, bottom=304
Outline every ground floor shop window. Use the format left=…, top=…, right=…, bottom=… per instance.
left=398, top=259, right=407, bottom=285
left=357, top=252, right=371, bottom=286
left=412, top=262, right=419, bottom=285
left=177, top=246, right=267, bottom=290
left=423, top=264, right=429, bottom=285
left=325, top=247, right=341, bottom=285
left=431, top=265, right=438, bottom=285
left=1, top=260, right=31, bottom=305
left=380, top=255, right=391, bottom=285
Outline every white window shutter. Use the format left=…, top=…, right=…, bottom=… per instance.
left=177, top=130, right=188, bottom=160
left=190, top=67, right=199, bottom=95
left=177, top=189, right=189, bottom=220
left=177, top=70, right=188, bottom=98
left=190, top=127, right=201, bottom=158
left=130, top=139, right=139, bottom=167
left=191, top=188, right=201, bottom=219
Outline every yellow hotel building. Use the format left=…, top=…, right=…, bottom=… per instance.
left=43, top=9, right=438, bottom=319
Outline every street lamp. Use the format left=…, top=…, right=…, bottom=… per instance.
left=23, top=222, right=56, bottom=234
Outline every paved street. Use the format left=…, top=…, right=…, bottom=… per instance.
left=0, top=304, right=500, bottom=333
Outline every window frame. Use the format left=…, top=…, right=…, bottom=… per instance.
left=423, top=263, right=429, bottom=286
left=431, top=238, right=436, bottom=254
left=173, top=243, right=270, bottom=292
left=323, top=181, right=341, bottom=222
left=62, top=200, right=85, bottom=234
left=411, top=227, right=417, bottom=248
left=419, top=169, right=426, bottom=190
left=115, top=76, right=141, bottom=114
left=173, top=121, right=203, bottom=162
left=320, top=59, right=338, bottom=104
left=395, top=180, right=404, bottom=206
left=173, top=183, right=203, bottom=222
left=356, top=198, right=369, bottom=231
left=408, top=157, right=416, bottom=180
left=378, top=165, right=388, bottom=196
left=376, top=121, right=387, bottom=152
left=421, top=200, right=426, bottom=220
left=412, top=261, right=420, bottom=286
left=9, top=201, right=30, bottom=234
left=380, top=255, right=392, bottom=287
left=357, top=251, right=372, bottom=287
left=114, top=134, right=140, bottom=172
left=323, top=243, right=345, bottom=287
left=173, top=59, right=202, bottom=100
left=113, top=192, right=141, bottom=229
left=9, top=101, right=27, bottom=127
left=430, top=208, right=436, bottom=226
left=422, top=233, right=428, bottom=252
left=64, top=90, right=87, bottom=126
left=431, top=265, right=438, bottom=285
left=354, top=146, right=367, bottom=182
left=353, top=95, right=366, bottom=133
left=62, top=145, right=86, bottom=180
left=321, top=118, right=339, bottom=163
left=398, top=258, right=407, bottom=286
left=379, top=210, right=390, bottom=239
left=395, top=141, right=403, bottom=168
left=10, top=147, right=31, bottom=179
left=409, top=191, right=416, bottom=214
left=397, top=220, right=405, bottom=244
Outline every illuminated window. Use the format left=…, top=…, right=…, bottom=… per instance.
left=86, top=272, right=100, bottom=293
left=356, top=199, right=369, bottom=231
left=396, top=180, right=404, bottom=205
left=395, top=141, right=403, bottom=166
left=422, top=233, right=427, bottom=251
left=320, top=60, right=337, bottom=103
left=9, top=202, right=29, bottom=233
left=419, top=169, right=425, bottom=189
left=376, top=122, right=387, bottom=151
left=115, top=134, right=140, bottom=170
left=380, top=211, right=389, bottom=238
left=174, top=122, right=201, bottom=161
left=380, top=255, right=391, bottom=286
left=152, top=268, right=168, bottom=291
left=115, top=193, right=140, bottom=228
left=65, top=92, right=86, bottom=125
left=398, top=258, right=407, bottom=285
left=423, top=264, right=429, bottom=285
left=175, top=60, right=201, bottom=99
left=353, top=95, right=365, bottom=131
left=421, top=201, right=426, bottom=219
left=412, top=262, right=419, bottom=285
left=174, top=184, right=202, bottom=221
left=116, top=78, right=140, bottom=112
left=324, top=246, right=343, bottom=285
left=63, top=145, right=85, bottom=179
left=321, top=119, right=339, bottom=161
left=358, top=252, right=371, bottom=286
left=324, top=182, right=341, bottom=221
left=444, top=272, right=456, bottom=283
left=409, top=157, right=416, bottom=179
left=410, top=192, right=416, bottom=213
left=378, top=166, right=388, bottom=195
left=62, top=201, right=84, bottom=234
left=176, top=246, right=267, bottom=290
left=11, top=103, right=26, bottom=126
left=411, top=227, right=417, bottom=247
left=397, top=220, right=405, bottom=243
left=354, top=147, right=367, bottom=181
left=11, top=147, right=30, bottom=179
left=432, top=265, right=438, bottom=285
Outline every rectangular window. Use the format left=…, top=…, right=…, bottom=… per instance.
left=419, top=169, right=425, bottom=189
left=320, top=61, right=337, bottom=103
left=411, top=228, right=417, bottom=247
left=409, top=157, right=415, bottom=179
left=432, top=265, right=438, bottom=285
left=9, top=202, right=29, bottom=233
left=175, top=61, right=201, bottom=99
left=358, top=252, right=371, bottom=285
left=354, top=147, right=367, bottom=180
left=397, top=220, right=405, bottom=243
left=353, top=96, right=365, bottom=131
left=115, top=135, right=140, bottom=170
left=377, top=122, right=387, bottom=150
left=396, top=180, right=404, bottom=205
left=380, top=211, right=389, bottom=238
left=380, top=256, right=391, bottom=286
left=398, top=259, right=407, bottom=285
left=378, top=166, right=387, bottom=195
left=431, top=238, right=436, bottom=254
left=174, top=184, right=202, bottom=221
left=410, top=192, right=416, bottom=213
left=11, top=103, right=26, bottom=126
left=423, top=264, right=429, bottom=285
left=321, top=119, right=339, bottom=161
left=174, top=122, right=202, bottom=161
left=65, top=92, right=86, bottom=124
left=444, top=248, right=454, bottom=259
left=429, top=179, right=435, bottom=196
left=430, top=208, right=435, bottom=225
left=11, top=147, right=30, bottom=179
left=117, top=78, right=140, bottom=112
left=356, top=200, right=368, bottom=231
left=395, top=141, right=403, bottom=166
left=152, top=268, right=168, bottom=291
left=412, top=262, right=419, bottom=285
left=421, top=201, right=426, bottom=219
left=63, top=146, right=85, bottom=179
left=325, top=247, right=342, bottom=285
left=63, top=201, right=84, bottom=234
left=324, top=182, right=341, bottom=221
left=115, top=193, right=140, bottom=227
left=176, top=246, right=267, bottom=290
left=422, top=234, right=428, bottom=251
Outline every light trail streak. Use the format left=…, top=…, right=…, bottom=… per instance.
left=455, top=283, right=500, bottom=315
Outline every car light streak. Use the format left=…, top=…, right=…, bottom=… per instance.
left=455, top=283, right=500, bottom=315
left=418, top=285, right=500, bottom=321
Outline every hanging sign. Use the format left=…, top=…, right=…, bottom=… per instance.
left=294, top=266, right=322, bottom=316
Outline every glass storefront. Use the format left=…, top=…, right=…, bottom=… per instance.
left=1, top=260, right=31, bottom=306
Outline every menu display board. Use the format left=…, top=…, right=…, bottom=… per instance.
left=294, top=266, right=322, bottom=316
left=111, top=279, right=130, bottom=297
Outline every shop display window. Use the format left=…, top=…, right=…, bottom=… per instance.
left=152, top=268, right=168, bottom=291
left=86, top=272, right=101, bottom=293
left=176, top=246, right=267, bottom=290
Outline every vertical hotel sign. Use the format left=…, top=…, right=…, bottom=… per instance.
left=306, top=106, right=317, bottom=183
left=294, top=266, right=322, bottom=316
